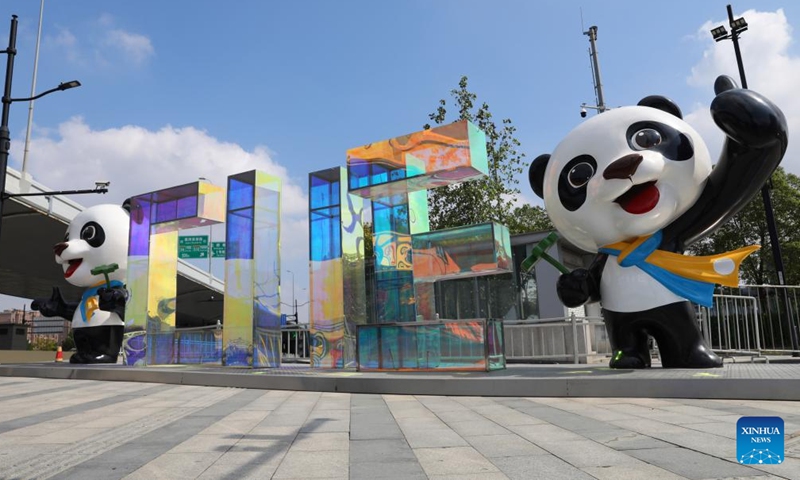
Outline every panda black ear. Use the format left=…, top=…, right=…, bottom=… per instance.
left=122, top=198, right=132, bottom=213
left=638, top=95, right=683, bottom=119
left=529, top=154, right=550, bottom=199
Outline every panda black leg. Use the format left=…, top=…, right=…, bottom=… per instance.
left=645, top=302, right=722, bottom=369
left=72, top=326, right=124, bottom=364
left=603, top=310, right=651, bottom=369
left=70, top=329, right=93, bottom=364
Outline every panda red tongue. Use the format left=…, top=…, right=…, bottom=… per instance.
left=616, top=181, right=660, bottom=214
left=65, top=259, right=82, bottom=278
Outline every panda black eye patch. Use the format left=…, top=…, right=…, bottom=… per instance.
left=80, top=221, right=106, bottom=248
left=559, top=155, right=597, bottom=211
left=626, top=121, right=693, bottom=161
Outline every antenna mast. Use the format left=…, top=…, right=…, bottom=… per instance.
left=582, top=25, right=607, bottom=114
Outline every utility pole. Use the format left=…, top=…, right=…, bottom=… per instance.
left=711, top=4, right=798, bottom=354
left=580, top=25, right=608, bottom=116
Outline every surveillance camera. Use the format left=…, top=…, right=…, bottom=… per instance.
left=580, top=107, right=587, bottom=118
left=95, top=181, right=110, bottom=189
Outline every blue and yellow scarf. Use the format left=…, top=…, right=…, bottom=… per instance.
left=598, top=231, right=758, bottom=307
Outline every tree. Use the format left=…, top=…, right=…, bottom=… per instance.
left=425, top=76, right=540, bottom=234
left=507, top=204, right=554, bottom=233
left=62, top=329, right=75, bottom=351
left=688, top=167, right=800, bottom=285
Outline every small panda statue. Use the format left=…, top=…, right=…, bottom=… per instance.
left=32, top=203, right=130, bottom=364
left=529, top=76, right=787, bottom=369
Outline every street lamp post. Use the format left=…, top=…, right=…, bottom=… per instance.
left=711, top=4, right=799, bottom=354
left=286, top=269, right=296, bottom=322
left=1, top=14, right=83, bottom=246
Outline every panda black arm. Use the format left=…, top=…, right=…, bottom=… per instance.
left=556, top=254, right=607, bottom=307
left=30, top=286, right=78, bottom=321
left=662, top=77, right=788, bottom=250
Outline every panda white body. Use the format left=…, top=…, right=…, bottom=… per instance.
left=56, top=204, right=130, bottom=329
left=528, top=78, right=788, bottom=368
left=600, top=261, right=684, bottom=312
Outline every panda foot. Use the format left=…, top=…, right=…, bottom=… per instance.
left=69, top=352, right=89, bottom=364
left=94, top=354, right=117, bottom=363
left=609, top=351, right=651, bottom=369
left=662, top=345, right=723, bottom=369
left=86, top=354, right=118, bottom=364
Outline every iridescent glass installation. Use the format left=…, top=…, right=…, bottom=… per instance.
left=309, top=167, right=367, bottom=368
left=347, top=120, right=489, bottom=198
left=411, top=222, right=512, bottom=320
left=371, top=190, right=429, bottom=323
left=356, top=318, right=504, bottom=371
left=224, top=170, right=282, bottom=367
left=123, top=181, right=225, bottom=366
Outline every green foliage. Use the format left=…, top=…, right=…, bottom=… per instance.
left=29, top=337, right=58, bottom=351
left=62, top=329, right=75, bottom=351
left=425, top=76, right=539, bottom=234
left=507, top=204, right=554, bottom=233
left=688, top=168, right=800, bottom=285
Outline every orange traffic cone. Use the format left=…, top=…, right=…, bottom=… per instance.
left=55, top=346, right=63, bottom=363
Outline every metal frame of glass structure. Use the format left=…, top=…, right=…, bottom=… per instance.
left=223, top=170, right=282, bottom=367
left=309, top=167, right=368, bottom=367
left=123, top=180, right=225, bottom=366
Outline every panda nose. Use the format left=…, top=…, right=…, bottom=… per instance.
left=603, top=154, right=643, bottom=180
left=54, top=242, right=68, bottom=257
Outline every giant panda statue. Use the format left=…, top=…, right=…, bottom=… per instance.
left=32, top=203, right=130, bottom=364
left=528, top=76, right=787, bottom=369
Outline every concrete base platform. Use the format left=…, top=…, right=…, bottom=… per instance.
left=1, top=360, right=799, bottom=400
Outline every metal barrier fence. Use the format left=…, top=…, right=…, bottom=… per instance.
left=174, top=324, right=222, bottom=364
left=163, top=285, right=800, bottom=367
left=503, top=314, right=611, bottom=363
left=282, top=324, right=311, bottom=362
left=700, top=285, right=800, bottom=355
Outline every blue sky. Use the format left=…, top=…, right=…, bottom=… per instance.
left=2, top=0, right=799, bottom=316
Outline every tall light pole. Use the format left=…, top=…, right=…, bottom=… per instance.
left=711, top=4, right=798, bottom=354
left=1, top=14, right=82, bottom=246
left=286, top=269, right=296, bottom=321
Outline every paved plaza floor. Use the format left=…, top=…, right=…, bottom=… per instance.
left=1, top=376, right=798, bottom=480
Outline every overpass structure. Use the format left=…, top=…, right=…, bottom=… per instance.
left=0, top=167, right=224, bottom=327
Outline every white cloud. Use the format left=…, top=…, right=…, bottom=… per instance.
left=10, top=119, right=311, bottom=321
left=105, top=29, right=154, bottom=65
left=50, top=27, right=80, bottom=64
left=685, top=9, right=800, bottom=174
left=17, top=117, right=305, bottom=213
left=46, top=16, right=154, bottom=69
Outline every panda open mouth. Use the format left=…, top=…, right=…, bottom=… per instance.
left=615, top=181, right=660, bottom=214
left=65, top=259, right=83, bottom=278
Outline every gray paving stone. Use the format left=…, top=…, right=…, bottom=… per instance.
left=404, top=428, right=469, bottom=448
left=272, top=449, right=349, bottom=479
left=580, top=428, right=675, bottom=450
left=350, top=439, right=418, bottom=463
left=126, top=452, right=223, bottom=479
left=349, top=461, right=427, bottom=479
left=448, top=419, right=511, bottom=436
left=350, top=422, right=404, bottom=440
left=414, top=446, right=500, bottom=476
left=581, top=464, right=687, bottom=479
left=51, top=389, right=265, bottom=480
left=291, top=432, right=349, bottom=451
left=492, top=454, right=597, bottom=480
left=537, top=439, right=642, bottom=468
left=466, top=433, right=548, bottom=457
left=628, top=446, right=765, bottom=480
left=0, top=384, right=175, bottom=434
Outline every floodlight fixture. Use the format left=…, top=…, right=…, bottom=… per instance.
left=710, top=25, right=729, bottom=42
